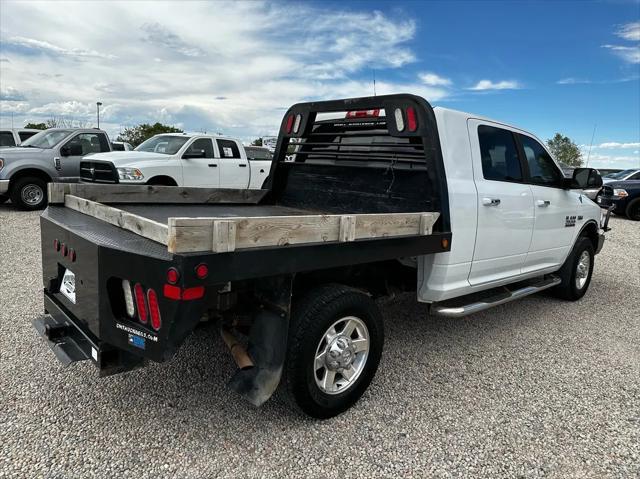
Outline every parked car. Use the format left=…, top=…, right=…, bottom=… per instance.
left=111, top=141, right=134, bottom=151
left=34, top=94, right=607, bottom=418
left=80, top=133, right=271, bottom=189
left=602, top=168, right=640, bottom=183
left=597, top=179, right=640, bottom=220
left=0, top=128, right=112, bottom=209
left=0, top=128, right=41, bottom=148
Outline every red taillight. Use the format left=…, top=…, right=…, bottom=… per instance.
left=163, top=284, right=181, bottom=300
left=61, top=243, right=68, bottom=256
left=166, top=267, right=180, bottom=284
left=285, top=114, right=294, bottom=134
left=195, top=263, right=208, bottom=279
left=69, top=249, right=76, bottom=262
left=406, top=106, right=418, bottom=132
left=182, top=286, right=205, bottom=300
left=54, top=239, right=60, bottom=251
left=147, top=289, right=161, bottom=330
left=134, top=283, right=147, bottom=323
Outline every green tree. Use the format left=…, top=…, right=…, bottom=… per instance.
left=546, top=133, right=583, bottom=168
left=251, top=137, right=263, bottom=146
left=116, top=122, right=183, bottom=147
left=24, top=122, right=47, bottom=130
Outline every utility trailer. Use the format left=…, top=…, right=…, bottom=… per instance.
left=36, top=95, right=452, bottom=417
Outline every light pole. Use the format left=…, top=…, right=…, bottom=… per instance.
left=96, top=102, right=103, bottom=128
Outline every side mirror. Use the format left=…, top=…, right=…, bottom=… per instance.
left=61, top=144, right=83, bottom=156
left=568, top=168, right=603, bottom=190
left=182, top=149, right=206, bottom=159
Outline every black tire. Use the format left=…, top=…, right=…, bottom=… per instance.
left=552, top=237, right=595, bottom=301
left=625, top=198, right=640, bottom=221
left=9, top=176, right=48, bottom=210
left=0, top=194, right=8, bottom=204
left=284, top=284, right=384, bottom=419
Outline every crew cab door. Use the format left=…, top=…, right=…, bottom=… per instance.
left=468, top=120, right=535, bottom=285
left=58, top=132, right=110, bottom=180
left=180, top=138, right=219, bottom=187
left=517, top=134, right=577, bottom=272
left=217, top=139, right=250, bottom=188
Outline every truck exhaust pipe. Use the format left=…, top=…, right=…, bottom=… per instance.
left=220, top=327, right=254, bottom=370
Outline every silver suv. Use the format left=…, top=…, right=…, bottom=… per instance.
left=0, top=128, right=111, bottom=210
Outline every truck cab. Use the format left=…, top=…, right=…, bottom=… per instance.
left=80, top=134, right=271, bottom=189
left=0, top=128, right=111, bottom=209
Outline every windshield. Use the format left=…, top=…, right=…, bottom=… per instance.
left=604, top=169, right=636, bottom=179
left=136, top=135, right=191, bottom=155
left=21, top=129, right=74, bottom=148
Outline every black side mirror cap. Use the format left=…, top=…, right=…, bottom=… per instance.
left=567, top=167, right=603, bottom=189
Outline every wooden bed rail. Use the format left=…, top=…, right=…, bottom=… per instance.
left=48, top=183, right=268, bottom=205
left=59, top=189, right=440, bottom=255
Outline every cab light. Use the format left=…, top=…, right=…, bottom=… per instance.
left=54, top=239, right=60, bottom=251
left=293, top=114, right=302, bottom=134
left=69, top=249, right=76, bottom=262
left=394, top=108, right=405, bottom=132
left=134, top=283, right=148, bottom=323
left=122, top=279, right=135, bottom=318
left=147, top=289, right=161, bottom=330
left=195, top=263, right=208, bottom=279
left=285, top=114, right=294, bottom=134
left=61, top=243, right=68, bottom=257
left=406, top=106, right=418, bottom=132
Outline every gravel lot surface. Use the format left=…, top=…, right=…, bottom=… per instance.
left=1, top=205, right=638, bottom=478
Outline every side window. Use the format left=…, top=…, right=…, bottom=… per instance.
left=185, top=138, right=214, bottom=158
left=519, top=135, right=563, bottom=187
left=0, top=131, right=16, bottom=147
left=477, top=125, right=522, bottom=182
left=216, top=139, right=241, bottom=159
left=629, top=171, right=640, bottom=180
left=19, top=131, right=38, bottom=142
left=66, top=133, right=109, bottom=155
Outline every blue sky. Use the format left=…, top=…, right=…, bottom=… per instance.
left=1, top=0, right=639, bottom=168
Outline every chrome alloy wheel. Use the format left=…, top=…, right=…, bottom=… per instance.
left=314, top=316, right=370, bottom=395
left=21, top=184, right=44, bottom=206
left=575, top=250, right=591, bottom=290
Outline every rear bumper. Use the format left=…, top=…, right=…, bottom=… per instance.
left=0, top=179, right=9, bottom=195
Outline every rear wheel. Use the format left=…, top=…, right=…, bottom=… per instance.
left=10, top=176, right=48, bottom=210
left=284, top=284, right=384, bottom=418
left=626, top=198, right=640, bottom=221
left=552, top=236, right=594, bottom=301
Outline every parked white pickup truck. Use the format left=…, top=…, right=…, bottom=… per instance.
left=80, top=133, right=271, bottom=189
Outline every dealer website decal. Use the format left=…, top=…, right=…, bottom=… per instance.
left=116, top=322, right=158, bottom=342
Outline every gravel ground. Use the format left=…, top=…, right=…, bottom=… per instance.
left=1, top=205, right=638, bottom=479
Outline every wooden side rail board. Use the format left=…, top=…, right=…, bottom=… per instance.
left=168, top=212, right=440, bottom=253
left=64, top=195, right=169, bottom=245
left=49, top=183, right=268, bottom=205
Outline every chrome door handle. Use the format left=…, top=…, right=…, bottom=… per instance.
left=536, top=200, right=551, bottom=207
left=482, top=197, right=501, bottom=206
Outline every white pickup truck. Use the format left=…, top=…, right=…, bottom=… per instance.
left=35, top=94, right=609, bottom=419
left=79, top=133, right=271, bottom=189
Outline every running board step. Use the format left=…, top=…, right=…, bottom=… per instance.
left=430, top=276, right=561, bottom=318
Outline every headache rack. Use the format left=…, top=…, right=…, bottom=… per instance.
left=48, top=94, right=450, bottom=256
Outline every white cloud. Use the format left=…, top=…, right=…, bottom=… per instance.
left=583, top=153, right=640, bottom=169
left=616, top=21, right=640, bottom=41
left=418, top=72, right=452, bottom=86
left=0, top=87, right=26, bottom=101
left=556, top=78, right=591, bottom=85
left=602, top=44, right=640, bottom=64
left=468, top=80, right=521, bottom=91
left=596, top=142, right=640, bottom=149
left=0, top=2, right=428, bottom=139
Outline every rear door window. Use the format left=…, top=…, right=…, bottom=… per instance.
left=629, top=171, right=640, bottom=180
left=216, top=139, right=241, bottom=158
left=519, top=135, right=563, bottom=187
left=0, top=131, right=16, bottom=147
left=477, top=125, right=523, bottom=182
